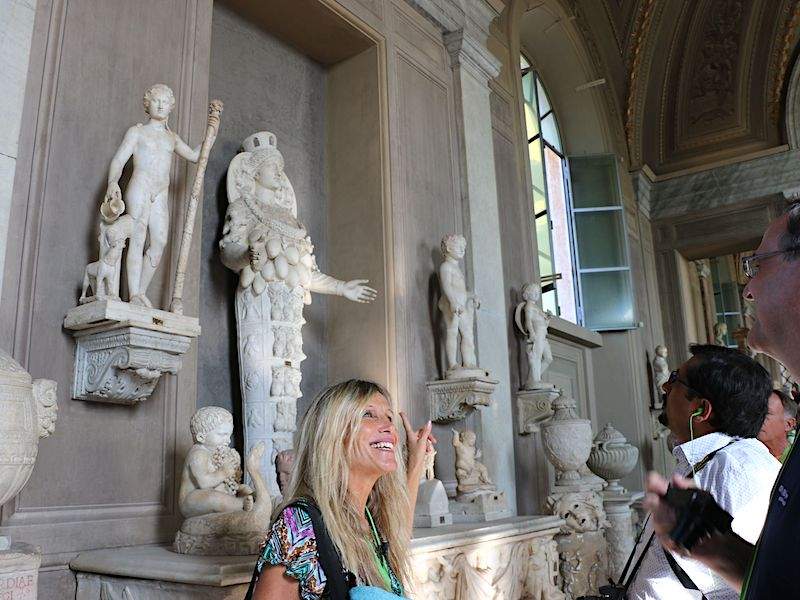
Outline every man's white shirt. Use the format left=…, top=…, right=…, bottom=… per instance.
left=627, top=432, right=780, bottom=600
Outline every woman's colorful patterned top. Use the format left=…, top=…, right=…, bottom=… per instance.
left=255, top=504, right=404, bottom=599
left=257, top=505, right=327, bottom=599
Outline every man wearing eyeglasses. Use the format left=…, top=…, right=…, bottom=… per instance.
left=627, top=345, right=778, bottom=599
left=645, top=205, right=800, bottom=599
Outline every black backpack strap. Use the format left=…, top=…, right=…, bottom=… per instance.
left=292, top=499, right=351, bottom=600
left=664, top=548, right=709, bottom=600
left=243, top=499, right=351, bottom=600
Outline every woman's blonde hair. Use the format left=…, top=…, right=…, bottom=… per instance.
left=279, top=379, right=411, bottom=590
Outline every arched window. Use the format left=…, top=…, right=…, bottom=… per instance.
left=521, top=54, right=636, bottom=331
left=521, top=54, right=577, bottom=322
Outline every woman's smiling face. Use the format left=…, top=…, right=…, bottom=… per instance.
left=350, top=393, right=399, bottom=479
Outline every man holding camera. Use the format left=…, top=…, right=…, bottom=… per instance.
left=627, top=345, right=779, bottom=599
left=645, top=206, right=800, bottom=598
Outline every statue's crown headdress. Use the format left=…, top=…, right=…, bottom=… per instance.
left=241, top=131, right=278, bottom=153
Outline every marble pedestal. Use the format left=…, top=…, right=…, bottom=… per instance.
left=450, top=489, right=511, bottom=523
left=0, top=542, right=40, bottom=600
left=414, top=479, right=453, bottom=528
left=603, top=491, right=642, bottom=583
left=547, top=479, right=608, bottom=600
left=64, top=299, right=200, bottom=404
left=426, top=376, right=498, bottom=422
left=71, top=546, right=254, bottom=600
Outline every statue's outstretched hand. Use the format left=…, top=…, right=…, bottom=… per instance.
left=342, top=279, right=378, bottom=303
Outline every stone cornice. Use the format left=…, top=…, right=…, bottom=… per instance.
left=444, top=29, right=502, bottom=81
left=406, top=0, right=502, bottom=81
left=650, top=148, right=800, bottom=220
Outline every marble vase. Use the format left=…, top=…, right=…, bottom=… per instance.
left=541, top=394, right=592, bottom=484
left=0, top=348, right=57, bottom=599
left=587, top=423, right=639, bottom=494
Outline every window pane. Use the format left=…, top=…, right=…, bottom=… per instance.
left=522, top=72, right=535, bottom=105
left=536, top=77, right=551, bottom=116
left=574, top=210, right=627, bottom=269
left=536, top=214, right=554, bottom=277
left=580, top=270, right=635, bottom=330
left=541, top=114, right=562, bottom=154
left=569, top=155, right=621, bottom=208
left=542, top=290, right=558, bottom=315
left=525, top=103, right=540, bottom=138
left=544, top=147, right=576, bottom=323
left=528, top=138, right=545, bottom=194
left=724, top=313, right=744, bottom=344
left=521, top=54, right=531, bottom=70
left=533, top=188, right=547, bottom=217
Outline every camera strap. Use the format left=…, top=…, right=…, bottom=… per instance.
left=659, top=438, right=738, bottom=599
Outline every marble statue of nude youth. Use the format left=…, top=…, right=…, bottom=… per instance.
left=438, top=234, right=480, bottom=376
left=104, top=83, right=200, bottom=308
left=178, top=407, right=253, bottom=518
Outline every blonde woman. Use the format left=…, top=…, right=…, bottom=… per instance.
left=250, top=379, right=436, bottom=599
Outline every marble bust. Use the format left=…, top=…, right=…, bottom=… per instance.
left=102, top=84, right=201, bottom=309
left=174, top=407, right=271, bottom=555
left=438, top=234, right=483, bottom=379
left=514, top=283, right=553, bottom=389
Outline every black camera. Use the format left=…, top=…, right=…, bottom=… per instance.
left=663, top=486, right=732, bottom=551
left=576, top=584, right=626, bottom=600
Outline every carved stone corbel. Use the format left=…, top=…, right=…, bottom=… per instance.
left=517, top=387, right=560, bottom=434
left=66, top=300, right=199, bottom=404
left=426, top=376, right=498, bottom=423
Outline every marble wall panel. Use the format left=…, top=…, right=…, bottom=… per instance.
left=388, top=41, right=461, bottom=485
left=0, top=0, right=211, bottom=566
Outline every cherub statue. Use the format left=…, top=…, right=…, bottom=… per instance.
left=652, top=345, right=669, bottom=409
left=178, top=407, right=254, bottom=518
left=438, top=234, right=481, bottom=378
left=713, top=321, right=728, bottom=346
left=174, top=407, right=272, bottom=555
left=424, top=446, right=437, bottom=481
left=275, top=449, right=295, bottom=494
left=79, top=214, right=134, bottom=303
left=514, top=283, right=553, bottom=389
left=452, top=429, right=493, bottom=495
left=102, top=84, right=201, bottom=308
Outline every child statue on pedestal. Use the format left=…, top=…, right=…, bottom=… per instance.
left=174, top=407, right=271, bottom=555
left=514, top=283, right=553, bottom=390
left=438, top=234, right=484, bottom=379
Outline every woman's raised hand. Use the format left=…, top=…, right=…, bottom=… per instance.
left=400, top=412, right=436, bottom=480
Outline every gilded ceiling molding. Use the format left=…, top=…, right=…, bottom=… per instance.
left=624, top=0, right=656, bottom=165
left=770, top=0, right=800, bottom=123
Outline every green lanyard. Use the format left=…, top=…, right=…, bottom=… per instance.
left=365, top=506, right=393, bottom=592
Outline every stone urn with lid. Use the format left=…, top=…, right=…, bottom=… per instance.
left=0, top=348, right=57, bottom=548
left=587, top=423, right=639, bottom=494
left=541, top=392, right=593, bottom=484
